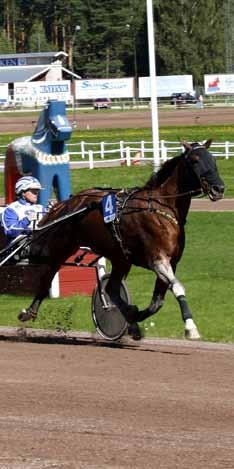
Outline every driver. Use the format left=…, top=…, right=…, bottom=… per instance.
left=1, top=176, right=46, bottom=243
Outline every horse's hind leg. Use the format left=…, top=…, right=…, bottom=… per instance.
left=18, top=266, right=57, bottom=322
left=152, top=259, right=200, bottom=340
left=18, top=297, right=43, bottom=322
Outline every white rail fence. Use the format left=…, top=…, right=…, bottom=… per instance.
left=0, top=140, right=233, bottom=170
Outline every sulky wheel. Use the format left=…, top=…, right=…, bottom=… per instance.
left=91, top=273, right=130, bottom=341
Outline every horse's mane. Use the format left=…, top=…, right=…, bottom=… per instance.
left=143, top=154, right=183, bottom=189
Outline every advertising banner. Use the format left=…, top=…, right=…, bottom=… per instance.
left=139, top=75, right=194, bottom=98
left=14, top=81, right=71, bottom=103
left=204, top=74, right=234, bottom=94
left=0, top=57, right=26, bottom=66
left=75, top=78, right=134, bottom=99
left=0, top=83, right=9, bottom=103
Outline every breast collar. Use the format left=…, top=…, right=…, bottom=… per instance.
left=115, top=188, right=178, bottom=225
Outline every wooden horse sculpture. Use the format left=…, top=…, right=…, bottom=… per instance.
left=5, top=100, right=72, bottom=206
left=18, top=140, right=224, bottom=340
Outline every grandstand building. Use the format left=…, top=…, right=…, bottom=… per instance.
left=0, top=51, right=80, bottom=104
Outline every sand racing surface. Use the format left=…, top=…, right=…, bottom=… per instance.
left=1, top=105, right=234, bottom=132
left=0, top=336, right=233, bottom=469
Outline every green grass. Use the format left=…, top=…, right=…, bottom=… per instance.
left=0, top=124, right=234, bottom=196
left=0, top=159, right=231, bottom=197
left=0, top=213, right=233, bottom=343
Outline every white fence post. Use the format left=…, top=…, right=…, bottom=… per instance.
left=120, top=140, right=124, bottom=159
left=126, top=146, right=131, bottom=166
left=88, top=150, right=94, bottom=169
left=141, top=140, right=145, bottom=158
left=225, top=141, right=229, bottom=160
left=81, top=141, right=85, bottom=159
left=100, top=141, right=105, bottom=159
left=161, top=140, right=167, bottom=161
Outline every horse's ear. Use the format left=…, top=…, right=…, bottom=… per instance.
left=180, top=140, right=192, bottom=151
left=204, top=139, right=212, bottom=149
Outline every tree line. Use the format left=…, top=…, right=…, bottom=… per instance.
left=0, top=0, right=226, bottom=88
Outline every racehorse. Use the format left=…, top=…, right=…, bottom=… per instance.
left=18, top=140, right=224, bottom=340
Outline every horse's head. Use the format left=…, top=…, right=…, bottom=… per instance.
left=32, top=100, right=72, bottom=154
left=182, top=140, right=225, bottom=201
left=46, top=100, right=72, bottom=142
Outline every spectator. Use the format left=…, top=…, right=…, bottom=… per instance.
left=198, top=94, right=204, bottom=108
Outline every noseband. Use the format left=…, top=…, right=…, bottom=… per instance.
left=185, top=144, right=206, bottom=156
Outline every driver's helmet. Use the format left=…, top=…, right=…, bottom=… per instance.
left=15, top=176, right=42, bottom=195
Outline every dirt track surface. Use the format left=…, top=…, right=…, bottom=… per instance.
left=191, top=197, right=234, bottom=211
left=1, top=105, right=234, bottom=133
left=0, top=334, right=233, bottom=469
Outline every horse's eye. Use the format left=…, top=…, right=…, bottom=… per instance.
left=190, top=156, right=200, bottom=165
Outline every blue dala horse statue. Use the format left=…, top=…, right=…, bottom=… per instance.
left=5, top=100, right=72, bottom=205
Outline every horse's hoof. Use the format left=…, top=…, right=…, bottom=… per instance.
left=185, top=319, right=200, bottom=340
left=128, top=322, right=143, bottom=341
left=18, top=309, right=36, bottom=322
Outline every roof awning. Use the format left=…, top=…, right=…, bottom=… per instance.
left=0, top=65, right=81, bottom=83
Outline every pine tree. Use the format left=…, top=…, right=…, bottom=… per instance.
left=155, top=0, right=225, bottom=85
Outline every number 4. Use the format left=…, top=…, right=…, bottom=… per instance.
left=105, top=195, right=113, bottom=214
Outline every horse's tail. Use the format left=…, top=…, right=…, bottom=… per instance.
left=5, top=144, right=22, bottom=203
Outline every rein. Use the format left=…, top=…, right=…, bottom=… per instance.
left=36, top=205, right=92, bottom=231
left=147, top=188, right=203, bottom=199
left=72, top=187, right=203, bottom=201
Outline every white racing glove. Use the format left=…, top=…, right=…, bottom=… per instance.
left=27, top=212, right=38, bottom=222
left=47, top=200, right=56, bottom=211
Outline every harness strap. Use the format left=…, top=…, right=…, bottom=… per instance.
left=109, top=220, right=132, bottom=259
left=150, top=208, right=178, bottom=225
left=109, top=189, right=179, bottom=260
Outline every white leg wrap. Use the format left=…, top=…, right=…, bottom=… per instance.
left=153, top=262, right=185, bottom=299
left=153, top=262, right=175, bottom=283
left=171, top=280, right=185, bottom=298
left=153, top=261, right=200, bottom=340
left=185, top=319, right=201, bottom=340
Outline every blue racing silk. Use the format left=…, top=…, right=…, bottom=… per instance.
left=1, top=198, right=46, bottom=241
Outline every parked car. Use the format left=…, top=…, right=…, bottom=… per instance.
left=170, top=92, right=197, bottom=105
left=0, top=100, right=17, bottom=110
left=93, top=98, right=112, bottom=110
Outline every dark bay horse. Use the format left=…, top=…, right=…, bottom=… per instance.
left=19, top=140, right=224, bottom=340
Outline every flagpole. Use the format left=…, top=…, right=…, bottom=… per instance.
left=146, top=0, right=160, bottom=170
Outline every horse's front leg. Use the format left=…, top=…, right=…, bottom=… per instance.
left=105, top=264, right=138, bottom=319
left=137, top=277, right=168, bottom=322
left=153, top=258, right=200, bottom=340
